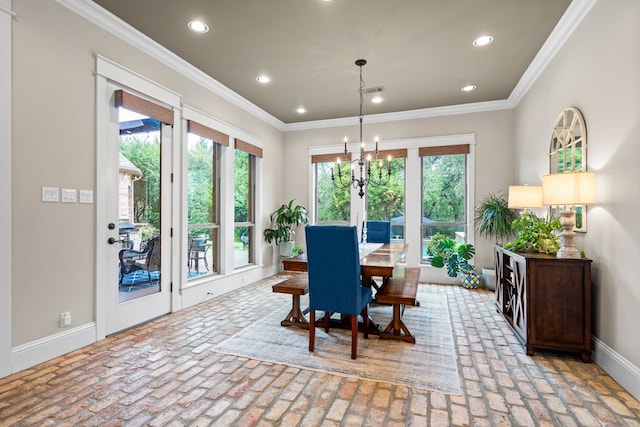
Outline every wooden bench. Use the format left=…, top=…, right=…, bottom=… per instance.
left=272, top=274, right=309, bottom=329
left=374, top=267, right=420, bottom=343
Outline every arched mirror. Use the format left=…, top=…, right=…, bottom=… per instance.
left=548, top=107, right=587, bottom=231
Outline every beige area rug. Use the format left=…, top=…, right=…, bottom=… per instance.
left=212, top=287, right=461, bottom=394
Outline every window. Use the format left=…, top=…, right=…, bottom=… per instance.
left=313, top=153, right=350, bottom=224
left=234, top=139, right=261, bottom=268
left=420, top=144, right=469, bottom=263
left=367, top=151, right=406, bottom=242
left=187, top=120, right=226, bottom=278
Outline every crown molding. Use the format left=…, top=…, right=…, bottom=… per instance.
left=57, top=0, right=286, bottom=131
left=509, top=0, right=598, bottom=106
left=284, top=99, right=513, bottom=132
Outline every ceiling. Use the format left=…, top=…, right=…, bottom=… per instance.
left=92, top=0, right=572, bottom=125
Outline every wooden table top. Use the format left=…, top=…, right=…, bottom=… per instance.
left=281, top=243, right=407, bottom=274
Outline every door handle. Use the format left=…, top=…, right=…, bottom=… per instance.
left=108, top=237, right=117, bottom=245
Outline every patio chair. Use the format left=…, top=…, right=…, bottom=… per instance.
left=119, top=236, right=160, bottom=288
left=305, top=225, right=373, bottom=359
left=188, top=234, right=209, bottom=273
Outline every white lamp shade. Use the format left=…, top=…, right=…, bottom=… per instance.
left=542, top=172, right=596, bottom=206
left=508, top=185, right=543, bottom=209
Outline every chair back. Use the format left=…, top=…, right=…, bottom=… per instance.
left=145, top=236, right=161, bottom=271
left=305, top=225, right=366, bottom=316
left=363, top=220, right=391, bottom=243
left=189, top=234, right=207, bottom=251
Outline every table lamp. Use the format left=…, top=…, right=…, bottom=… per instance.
left=542, top=172, right=595, bottom=258
left=508, top=185, right=543, bottom=212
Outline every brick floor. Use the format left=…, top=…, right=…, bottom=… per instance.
left=1, top=275, right=639, bottom=426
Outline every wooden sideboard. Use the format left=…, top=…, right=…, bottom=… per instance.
left=494, top=245, right=593, bottom=362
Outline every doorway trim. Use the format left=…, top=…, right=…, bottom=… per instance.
left=95, top=55, right=182, bottom=339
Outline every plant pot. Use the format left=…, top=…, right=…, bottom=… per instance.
left=278, top=241, right=295, bottom=258
left=481, top=268, right=496, bottom=291
left=460, top=272, right=480, bottom=289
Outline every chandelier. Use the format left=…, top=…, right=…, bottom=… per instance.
left=331, top=59, right=392, bottom=198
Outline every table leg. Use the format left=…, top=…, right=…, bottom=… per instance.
left=280, top=294, right=309, bottom=329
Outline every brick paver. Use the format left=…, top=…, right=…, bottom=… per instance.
left=1, top=275, right=639, bottom=426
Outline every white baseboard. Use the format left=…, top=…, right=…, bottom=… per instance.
left=593, top=336, right=640, bottom=401
left=12, top=323, right=96, bottom=373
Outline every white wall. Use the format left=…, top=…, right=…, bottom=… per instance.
left=515, top=0, right=640, bottom=396
left=8, top=0, right=284, bottom=370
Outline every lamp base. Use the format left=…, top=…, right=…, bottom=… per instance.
left=557, top=210, right=581, bottom=259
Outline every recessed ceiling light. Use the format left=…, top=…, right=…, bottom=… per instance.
left=371, top=94, right=383, bottom=104
left=187, top=20, right=209, bottom=34
left=472, top=35, right=494, bottom=47
left=296, top=107, right=307, bottom=114
left=256, top=75, right=271, bottom=84
left=461, top=85, right=477, bottom=92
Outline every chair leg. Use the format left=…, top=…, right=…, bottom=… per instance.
left=309, top=310, right=315, bottom=353
left=351, top=315, right=358, bottom=359
left=362, top=305, right=369, bottom=339
left=324, top=311, right=331, bottom=333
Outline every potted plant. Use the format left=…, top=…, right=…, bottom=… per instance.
left=430, top=238, right=479, bottom=289
left=474, top=193, right=518, bottom=289
left=424, top=232, right=449, bottom=263
left=263, top=199, right=309, bottom=258
left=503, top=211, right=561, bottom=254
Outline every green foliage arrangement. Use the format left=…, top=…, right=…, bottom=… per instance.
left=474, top=193, right=518, bottom=243
left=263, top=200, right=309, bottom=245
left=425, top=233, right=449, bottom=259
left=430, top=238, right=476, bottom=277
left=503, top=212, right=561, bottom=254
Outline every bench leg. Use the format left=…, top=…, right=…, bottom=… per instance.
left=379, top=304, right=416, bottom=344
left=280, top=294, right=309, bottom=329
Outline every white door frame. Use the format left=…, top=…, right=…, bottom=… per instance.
left=95, top=55, right=182, bottom=338
left=0, top=0, right=14, bottom=377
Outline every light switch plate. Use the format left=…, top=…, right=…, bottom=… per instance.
left=42, top=187, right=59, bottom=202
left=79, top=190, right=93, bottom=204
left=61, top=188, right=77, bottom=203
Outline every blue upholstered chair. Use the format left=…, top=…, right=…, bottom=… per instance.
left=305, top=225, right=373, bottom=359
left=362, top=220, right=391, bottom=244
left=362, top=220, right=391, bottom=290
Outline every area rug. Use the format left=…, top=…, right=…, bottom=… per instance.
left=212, top=288, right=460, bottom=394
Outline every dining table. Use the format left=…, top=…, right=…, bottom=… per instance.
left=281, top=242, right=408, bottom=334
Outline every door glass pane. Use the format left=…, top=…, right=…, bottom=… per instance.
left=117, top=108, right=162, bottom=301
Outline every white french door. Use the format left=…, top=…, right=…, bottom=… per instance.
left=98, top=81, right=173, bottom=336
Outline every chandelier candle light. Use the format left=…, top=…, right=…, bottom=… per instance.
left=331, top=59, right=392, bottom=243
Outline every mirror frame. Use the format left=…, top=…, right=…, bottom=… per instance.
left=548, top=107, right=588, bottom=232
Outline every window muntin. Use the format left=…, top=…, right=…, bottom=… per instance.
left=421, top=153, right=467, bottom=263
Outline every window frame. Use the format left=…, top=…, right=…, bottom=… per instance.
left=420, top=146, right=470, bottom=264
left=185, top=120, right=225, bottom=278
